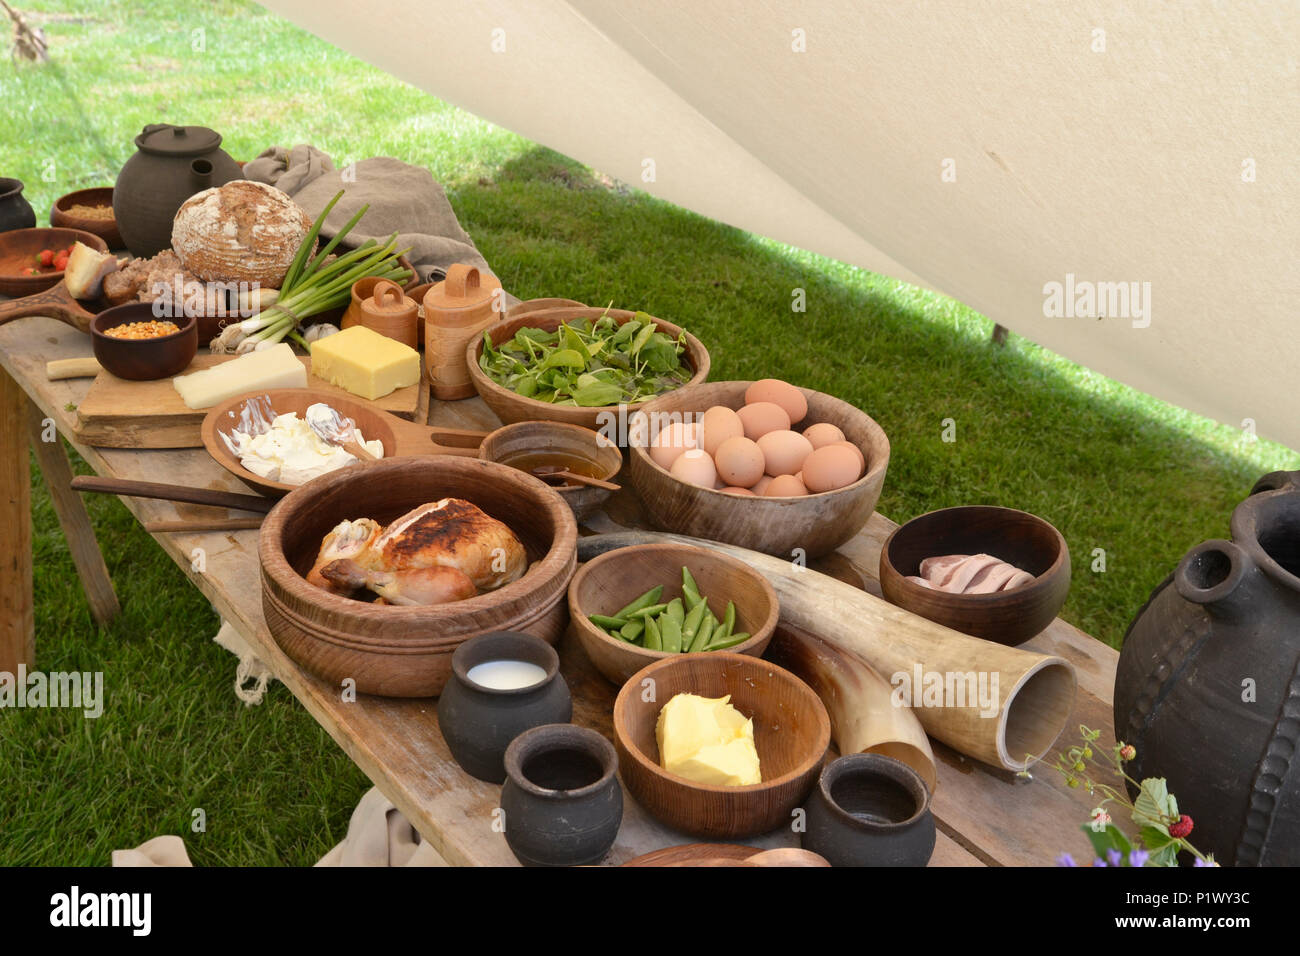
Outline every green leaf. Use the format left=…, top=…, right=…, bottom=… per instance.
left=1133, top=778, right=1176, bottom=828
left=1147, top=844, right=1180, bottom=867
left=1079, top=822, right=1132, bottom=860
left=629, top=322, right=656, bottom=356
left=1139, top=825, right=1174, bottom=851
left=572, top=382, right=625, bottom=406
left=538, top=348, right=585, bottom=372
left=561, top=324, right=592, bottom=362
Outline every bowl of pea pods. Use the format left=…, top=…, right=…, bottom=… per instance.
left=567, top=542, right=779, bottom=685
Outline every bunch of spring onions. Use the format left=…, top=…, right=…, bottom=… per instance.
left=210, top=190, right=412, bottom=354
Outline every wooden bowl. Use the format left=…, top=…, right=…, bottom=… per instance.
left=202, top=388, right=487, bottom=497
left=466, top=307, right=710, bottom=433
left=90, top=302, right=197, bottom=380
left=612, top=653, right=830, bottom=838
left=0, top=227, right=109, bottom=297
left=627, top=381, right=890, bottom=559
left=259, top=456, right=578, bottom=696
left=50, top=187, right=123, bottom=248
left=878, top=505, right=1071, bottom=646
left=568, top=542, right=778, bottom=685
left=479, top=420, right=623, bottom=521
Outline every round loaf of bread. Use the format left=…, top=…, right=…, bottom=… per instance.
left=171, top=180, right=311, bottom=288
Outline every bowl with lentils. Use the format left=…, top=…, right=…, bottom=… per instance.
left=90, top=302, right=197, bottom=380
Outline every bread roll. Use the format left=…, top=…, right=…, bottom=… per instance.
left=171, top=180, right=310, bottom=288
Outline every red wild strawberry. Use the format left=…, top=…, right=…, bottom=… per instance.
left=39, top=249, right=54, bottom=266
left=1170, top=814, right=1193, bottom=839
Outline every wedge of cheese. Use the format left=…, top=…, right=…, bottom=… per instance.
left=309, top=326, right=421, bottom=401
left=172, top=343, right=307, bottom=410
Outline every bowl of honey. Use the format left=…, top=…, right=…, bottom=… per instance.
left=480, top=421, right=623, bottom=520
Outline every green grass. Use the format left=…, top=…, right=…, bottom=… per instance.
left=1, top=1, right=1296, bottom=865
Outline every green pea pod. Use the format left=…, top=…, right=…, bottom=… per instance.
left=626, top=603, right=670, bottom=619
left=665, top=598, right=685, bottom=628
left=619, top=619, right=644, bottom=643
left=644, top=615, right=663, bottom=651
left=589, top=614, right=629, bottom=630
left=681, top=567, right=703, bottom=608
left=706, top=631, right=750, bottom=651
left=659, top=614, right=683, bottom=653
left=613, top=586, right=663, bottom=620
left=688, top=615, right=715, bottom=653
left=680, top=600, right=707, bottom=650
left=717, top=601, right=736, bottom=641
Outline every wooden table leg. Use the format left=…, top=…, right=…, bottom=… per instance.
left=0, top=365, right=34, bottom=671
left=28, top=403, right=120, bottom=627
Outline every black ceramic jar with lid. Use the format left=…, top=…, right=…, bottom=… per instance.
left=113, top=123, right=243, bottom=257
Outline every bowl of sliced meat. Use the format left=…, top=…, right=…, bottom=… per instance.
left=258, top=456, right=578, bottom=696
left=878, top=505, right=1071, bottom=646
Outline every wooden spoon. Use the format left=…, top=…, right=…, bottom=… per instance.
left=532, top=465, right=621, bottom=491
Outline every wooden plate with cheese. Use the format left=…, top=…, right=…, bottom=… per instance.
left=202, top=388, right=487, bottom=497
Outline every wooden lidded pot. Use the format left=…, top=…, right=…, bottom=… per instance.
left=424, top=263, right=503, bottom=400
left=352, top=278, right=418, bottom=349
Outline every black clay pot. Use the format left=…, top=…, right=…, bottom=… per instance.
left=501, top=724, right=623, bottom=867
left=113, top=124, right=242, bottom=257
left=800, top=754, right=935, bottom=866
left=0, top=178, right=36, bottom=234
left=1115, top=470, right=1300, bottom=866
left=436, top=631, right=572, bottom=784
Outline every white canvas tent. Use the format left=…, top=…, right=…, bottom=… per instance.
left=264, top=0, right=1299, bottom=449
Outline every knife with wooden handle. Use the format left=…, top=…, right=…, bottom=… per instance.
left=70, top=476, right=274, bottom=513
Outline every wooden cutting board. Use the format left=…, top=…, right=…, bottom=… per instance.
left=71, top=355, right=423, bottom=448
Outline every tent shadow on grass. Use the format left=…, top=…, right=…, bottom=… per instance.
left=453, top=146, right=1299, bottom=647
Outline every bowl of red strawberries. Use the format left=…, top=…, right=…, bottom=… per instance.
left=0, top=227, right=108, bottom=297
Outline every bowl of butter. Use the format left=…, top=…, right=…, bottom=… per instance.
left=612, top=652, right=830, bottom=839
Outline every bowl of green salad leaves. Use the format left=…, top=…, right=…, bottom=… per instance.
left=468, top=305, right=710, bottom=434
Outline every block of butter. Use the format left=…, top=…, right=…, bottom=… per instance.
left=310, top=326, right=420, bottom=401
left=655, top=692, right=762, bottom=787
left=172, top=342, right=307, bottom=410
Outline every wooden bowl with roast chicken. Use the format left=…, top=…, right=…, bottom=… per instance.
left=259, top=456, right=578, bottom=696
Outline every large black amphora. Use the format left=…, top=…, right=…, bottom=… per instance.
left=1114, top=470, right=1300, bottom=865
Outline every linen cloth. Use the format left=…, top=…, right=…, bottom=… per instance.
left=111, top=787, right=449, bottom=867
left=243, top=147, right=490, bottom=282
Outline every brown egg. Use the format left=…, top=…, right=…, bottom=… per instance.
left=699, top=405, right=745, bottom=457
left=756, top=430, right=813, bottom=477
left=720, top=486, right=756, bottom=496
left=801, top=444, right=863, bottom=493
left=669, top=448, right=718, bottom=488
left=764, top=473, right=809, bottom=497
left=829, top=439, right=866, bottom=473
left=649, top=420, right=699, bottom=471
left=803, top=421, right=846, bottom=450
left=746, top=379, right=808, bottom=425
left=736, top=402, right=790, bottom=441
left=713, top=435, right=765, bottom=488
left=751, top=475, right=774, bottom=496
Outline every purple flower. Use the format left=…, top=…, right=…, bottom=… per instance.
left=1106, top=849, right=1122, bottom=866
left=1092, top=857, right=1108, bottom=867
left=1056, top=853, right=1077, bottom=867
left=1128, top=849, right=1150, bottom=867
left=1194, top=857, right=1218, bottom=867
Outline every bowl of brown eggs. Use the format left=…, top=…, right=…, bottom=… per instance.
left=627, top=380, right=890, bottom=559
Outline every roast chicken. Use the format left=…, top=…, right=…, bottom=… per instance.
left=906, top=553, right=1035, bottom=595
left=312, top=498, right=527, bottom=606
